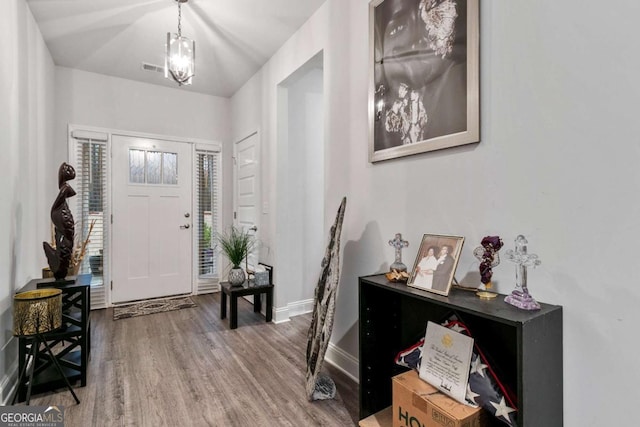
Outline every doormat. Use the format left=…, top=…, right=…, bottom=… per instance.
left=113, top=296, right=196, bottom=320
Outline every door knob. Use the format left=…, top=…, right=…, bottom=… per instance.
left=184, top=213, right=190, bottom=218
left=249, top=225, right=257, bottom=232
left=180, top=224, right=190, bottom=229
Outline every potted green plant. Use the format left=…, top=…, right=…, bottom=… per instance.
left=216, top=226, right=255, bottom=286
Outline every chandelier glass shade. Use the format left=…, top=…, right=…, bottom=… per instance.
left=165, top=0, right=195, bottom=86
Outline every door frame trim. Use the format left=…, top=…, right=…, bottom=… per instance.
left=68, top=124, right=221, bottom=307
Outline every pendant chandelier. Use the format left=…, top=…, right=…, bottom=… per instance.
left=165, top=0, right=195, bottom=86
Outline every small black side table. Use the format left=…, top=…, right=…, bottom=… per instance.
left=220, top=281, right=274, bottom=329
left=16, top=274, right=91, bottom=402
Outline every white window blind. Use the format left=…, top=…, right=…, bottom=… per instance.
left=196, top=150, right=220, bottom=292
left=74, top=137, right=108, bottom=308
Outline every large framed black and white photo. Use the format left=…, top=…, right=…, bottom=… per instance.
left=369, top=0, right=479, bottom=162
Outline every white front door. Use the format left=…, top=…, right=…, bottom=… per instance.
left=111, top=135, right=192, bottom=303
left=234, top=132, right=260, bottom=270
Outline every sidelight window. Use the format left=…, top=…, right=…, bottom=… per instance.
left=195, top=149, right=220, bottom=291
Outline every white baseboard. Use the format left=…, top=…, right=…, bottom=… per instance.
left=0, top=305, right=18, bottom=405
left=271, top=300, right=360, bottom=382
left=0, top=359, right=18, bottom=405
left=0, top=363, right=18, bottom=406
left=273, top=298, right=314, bottom=323
left=325, top=342, right=359, bottom=383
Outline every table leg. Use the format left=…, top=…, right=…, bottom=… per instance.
left=25, top=341, right=39, bottom=404
left=230, top=296, right=238, bottom=329
left=254, top=293, right=262, bottom=313
left=221, top=292, right=227, bottom=319
left=12, top=340, right=35, bottom=405
left=266, top=288, right=273, bottom=323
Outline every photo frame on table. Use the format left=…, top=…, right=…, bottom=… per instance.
left=408, top=234, right=464, bottom=296
left=369, top=0, right=479, bottom=163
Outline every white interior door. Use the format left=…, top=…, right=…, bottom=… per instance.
left=234, top=132, right=260, bottom=271
left=111, top=135, right=192, bottom=303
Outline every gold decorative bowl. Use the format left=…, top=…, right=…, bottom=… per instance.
left=385, top=269, right=409, bottom=283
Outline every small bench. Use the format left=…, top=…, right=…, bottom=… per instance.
left=220, top=281, right=274, bottom=329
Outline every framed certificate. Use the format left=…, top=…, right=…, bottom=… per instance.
left=419, top=321, right=474, bottom=404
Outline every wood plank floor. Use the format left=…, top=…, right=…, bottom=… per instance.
left=29, top=293, right=359, bottom=426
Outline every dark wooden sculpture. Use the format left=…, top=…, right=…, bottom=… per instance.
left=43, top=163, right=76, bottom=280
left=306, top=197, right=347, bottom=400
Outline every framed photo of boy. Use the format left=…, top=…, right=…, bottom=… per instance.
left=408, top=234, right=464, bottom=295
left=368, top=0, right=479, bottom=162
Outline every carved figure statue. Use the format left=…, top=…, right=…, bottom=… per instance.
left=43, top=163, right=76, bottom=280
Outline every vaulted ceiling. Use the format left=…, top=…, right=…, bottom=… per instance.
left=27, top=0, right=327, bottom=97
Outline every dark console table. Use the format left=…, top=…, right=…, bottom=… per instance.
left=220, top=281, right=273, bottom=329
left=359, top=274, right=563, bottom=427
left=16, top=275, right=91, bottom=401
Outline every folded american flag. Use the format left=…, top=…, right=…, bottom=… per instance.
left=394, top=314, right=518, bottom=426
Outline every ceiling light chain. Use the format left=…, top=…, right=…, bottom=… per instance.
left=177, top=2, right=182, bottom=37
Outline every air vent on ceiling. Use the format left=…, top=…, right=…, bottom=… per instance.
left=141, top=62, right=164, bottom=74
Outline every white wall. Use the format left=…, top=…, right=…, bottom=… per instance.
left=0, top=0, right=55, bottom=403
left=55, top=67, right=231, bottom=143
left=297, top=69, right=324, bottom=301
left=230, top=0, right=640, bottom=424
left=275, top=64, right=324, bottom=313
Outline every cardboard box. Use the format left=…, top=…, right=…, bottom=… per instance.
left=392, top=370, right=488, bottom=427
left=359, top=406, right=393, bottom=427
